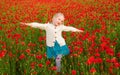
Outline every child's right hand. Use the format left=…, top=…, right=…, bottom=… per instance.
left=77, top=30, right=84, bottom=33
left=20, top=22, right=26, bottom=25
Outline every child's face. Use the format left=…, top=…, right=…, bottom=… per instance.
left=53, top=16, right=64, bottom=26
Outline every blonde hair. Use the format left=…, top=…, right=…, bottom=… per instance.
left=52, top=12, right=64, bottom=19
left=52, top=12, right=64, bottom=24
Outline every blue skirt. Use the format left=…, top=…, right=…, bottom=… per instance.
left=47, top=41, right=70, bottom=58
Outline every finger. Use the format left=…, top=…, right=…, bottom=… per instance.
left=20, top=22, right=25, bottom=25
left=79, top=30, right=81, bottom=32
left=81, top=30, right=84, bottom=32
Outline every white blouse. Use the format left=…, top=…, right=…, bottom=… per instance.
left=27, top=22, right=80, bottom=47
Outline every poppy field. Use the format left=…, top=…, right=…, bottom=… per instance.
left=0, top=0, right=120, bottom=75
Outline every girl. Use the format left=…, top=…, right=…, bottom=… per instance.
left=20, top=12, right=83, bottom=74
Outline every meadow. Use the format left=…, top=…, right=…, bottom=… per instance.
left=0, top=0, right=120, bottom=75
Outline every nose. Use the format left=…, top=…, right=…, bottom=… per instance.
left=58, top=22, right=60, bottom=25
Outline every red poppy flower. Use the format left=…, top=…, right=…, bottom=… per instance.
left=25, top=49, right=31, bottom=54
left=90, top=67, right=96, bottom=73
left=38, top=63, right=43, bottom=68
left=36, top=55, right=42, bottom=60
left=19, top=53, right=25, bottom=60
left=71, top=70, right=77, bottom=75
left=86, top=56, right=95, bottom=65
left=94, top=57, right=103, bottom=64
left=30, top=62, right=37, bottom=69
left=51, top=66, right=57, bottom=70
left=12, top=33, right=21, bottom=40
left=117, top=52, right=120, bottom=58
left=0, top=26, right=2, bottom=30
left=0, top=50, right=7, bottom=58
left=46, top=60, right=51, bottom=66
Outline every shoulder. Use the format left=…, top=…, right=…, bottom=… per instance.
left=61, top=24, right=65, bottom=27
left=61, top=24, right=68, bottom=28
left=46, top=23, right=53, bottom=27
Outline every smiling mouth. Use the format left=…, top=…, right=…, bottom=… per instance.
left=57, top=22, right=60, bottom=25
left=54, top=22, right=61, bottom=26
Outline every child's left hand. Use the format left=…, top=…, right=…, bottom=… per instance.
left=78, top=30, right=84, bottom=33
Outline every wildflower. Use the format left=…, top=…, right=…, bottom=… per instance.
left=31, top=71, right=37, bottom=75
left=0, top=26, right=2, bottom=30
left=71, top=70, right=77, bottom=75
left=51, top=66, right=57, bottom=70
left=46, top=60, right=51, bottom=66
left=0, top=50, right=7, bottom=58
left=36, top=54, right=42, bottom=60
left=21, top=41, right=25, bottom=46
left=109, top=66, right=113, bottom=74
left=117, top=52, right=120, bottom=58
left=114, top=62, right=120, bottom=68
left=19, top=53, right=25, bottom=60
left=83, top=31, right=89, bottom=40
left=28, top=42, right=36, bottom=47
left=8, top=51, right=14, bottom=58
left=111, top=57, right=117, bottom=63
left=90, top=67, right=96, bottom=73
left=38, top=63, right=43, bottom=68
left=86, top=56, right=95, bottom=65
left=106, top=58, right=111, bottom=63
left=105, top=47, right=114, bottom=56
left=94, top=57, right=103, bottom=64
left=30, top=62, right=36, bottom=69
left=25, top=49, right=31, bottom=54
left=94, top=53, right=100, bottom=57
left=12, top=33, right=21, bottom=40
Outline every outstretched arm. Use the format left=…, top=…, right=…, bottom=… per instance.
left=62, top=25, right=84, bottom=32
left=20, top=22, right=47, bottom=30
